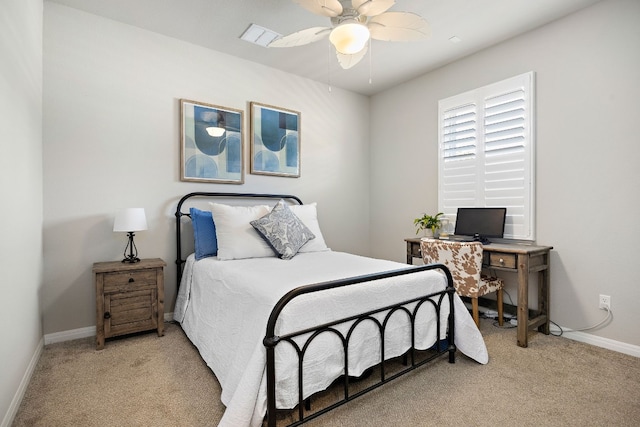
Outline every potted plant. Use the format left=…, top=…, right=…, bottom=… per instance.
left=414, top=212, right=444, bottom=237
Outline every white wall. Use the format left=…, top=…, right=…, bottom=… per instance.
left=370, top=0, right=640, bottom=347
left=0, top=0, right=44, bottom=425
left=42, top=3, right=371, bottom=335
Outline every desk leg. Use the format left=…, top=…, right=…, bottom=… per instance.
left=538, top=265, right=551, bottom=335
left=407, top=241, right=417, bottom=265
left=517, top=254, right=530, bottom=348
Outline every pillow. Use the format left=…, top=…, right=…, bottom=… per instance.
left=190, top=207, right=217, bottom=260
left=209, top=202, right=273, bottom=260
left=288, top=203, right=330, bottom=253
left=250, top=200, right=315, bottom=260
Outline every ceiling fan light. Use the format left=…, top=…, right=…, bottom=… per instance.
left=329, top=22, right=370, bottom=55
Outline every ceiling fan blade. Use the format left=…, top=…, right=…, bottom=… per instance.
left=369, top=12, right=430, bottom=41
left=336, top=44, right=368, bottom=69
left=352, top=0, right=395, bottom=17
left=268, top=27, right=331, bottom=48
left=293, top=0, right=343, bottom=18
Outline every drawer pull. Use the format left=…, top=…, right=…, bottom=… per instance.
left=104, top=312, right=111, bottom=319
left=128, top=278, right=135, bottom=283
left=499, top=258, right=505, bottom=265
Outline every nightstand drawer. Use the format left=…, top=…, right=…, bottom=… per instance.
left=103, top=269, right=157, bottom=292
left=486, top=252, right=517, bottom=269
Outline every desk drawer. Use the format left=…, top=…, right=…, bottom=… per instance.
left=487, top=252, right=517, bottom=269
left=104, top=269, right=157, bottom=292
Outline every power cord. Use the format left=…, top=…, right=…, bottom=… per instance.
left=565, top=306, right=613, bottom=332
left=483, top=287, right=517, bottom=329
left=502, top=288, right=515, bottom=306
left=481, top=282, right=613, bottom=334
left=492, top=319, right=516, bottom=329
left=549, top=308, right=613, bottom=337
left=549, top=319, right=563, bottom=336
left=479, top=308, right=516, bottom=329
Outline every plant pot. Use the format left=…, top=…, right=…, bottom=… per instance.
left=422, top=229, right=434, bottom=238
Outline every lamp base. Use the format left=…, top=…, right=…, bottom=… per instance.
left=121, top=232, right=141, bottom=263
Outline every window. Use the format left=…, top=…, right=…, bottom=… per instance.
left=438, top=72, right=535, bottom=240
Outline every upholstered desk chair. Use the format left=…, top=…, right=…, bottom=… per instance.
left=420, top=238, right=504, bottom=328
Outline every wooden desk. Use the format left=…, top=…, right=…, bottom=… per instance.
left=405, top=238, right=553, bottom=348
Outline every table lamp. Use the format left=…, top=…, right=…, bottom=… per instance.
left=113, top=208, right=148, bottom=263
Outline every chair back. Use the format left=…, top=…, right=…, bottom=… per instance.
left=420, top=238, right=483, bottom=298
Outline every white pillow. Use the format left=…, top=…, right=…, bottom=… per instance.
left=289, top=203, right=330, bottom=253
left=209, top=203, right=273, bottom=260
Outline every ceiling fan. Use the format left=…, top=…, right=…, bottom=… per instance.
left=268, top=0, right=430, bottom=69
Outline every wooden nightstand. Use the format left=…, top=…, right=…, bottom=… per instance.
left=93, top=258, right=166, bottom=350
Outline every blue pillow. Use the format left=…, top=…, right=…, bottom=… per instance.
left=190, top=207, right=217, bottom=260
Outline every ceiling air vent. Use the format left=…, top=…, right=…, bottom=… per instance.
left=240, top=24, right=281, bottom=47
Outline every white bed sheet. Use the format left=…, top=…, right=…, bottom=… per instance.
left=174, top=251, right=488, bottom=427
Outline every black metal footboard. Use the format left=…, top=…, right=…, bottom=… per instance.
left=263, top=264, right=457, bottom=427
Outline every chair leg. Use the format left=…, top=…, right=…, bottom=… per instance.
left=497, top=288, right=504, bottom=326
left=472, top=298, right=480, bottom=328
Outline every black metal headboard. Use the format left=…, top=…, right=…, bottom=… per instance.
left=175, top=192, right=304, bottom=288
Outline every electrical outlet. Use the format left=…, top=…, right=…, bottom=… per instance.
left=599, top=294, right=611, bottom=310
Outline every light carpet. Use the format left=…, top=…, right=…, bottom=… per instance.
left=13, top=320, right=640, bottom=426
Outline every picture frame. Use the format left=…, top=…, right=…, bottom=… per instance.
left=250, top=102, right=300, bottom=177
left=180, top=99, right=244, bottom=184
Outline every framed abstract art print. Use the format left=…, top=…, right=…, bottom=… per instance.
left=180, top=99, right=244, bottom=184
left=250, top=102, right=300, bottom=177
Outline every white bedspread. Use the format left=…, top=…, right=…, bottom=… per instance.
left=174, top=251, right=488, bottom=427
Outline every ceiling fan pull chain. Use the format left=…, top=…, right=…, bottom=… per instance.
left=327, top=43, right=332, bottom=92
left=368, top=39, right=372, bottom=85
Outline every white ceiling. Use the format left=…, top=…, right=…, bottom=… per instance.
left=48, top=0, right=601, bottom=96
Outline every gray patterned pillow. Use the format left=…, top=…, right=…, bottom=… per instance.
left=250, top=200, right=315, bottom=260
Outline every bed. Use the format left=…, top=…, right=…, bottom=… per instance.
left=173, top=192, right=488, bottom=427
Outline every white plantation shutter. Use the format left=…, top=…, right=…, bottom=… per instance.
left=438, top=72, right=535, bottom=240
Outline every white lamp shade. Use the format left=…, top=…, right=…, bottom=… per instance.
left=329, top=22, right=370, bottom=55
left=113, top=208, right=148, bottom=232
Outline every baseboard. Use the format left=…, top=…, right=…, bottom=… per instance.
left=550, top=325, right=640, bottom=358
left=44, top=326, right=95, bottom=345
left=43, top=312, right=175, bottom=345
left=1, top=337, right=44, bottom=427
left=469, top=299, right=640, bottom=358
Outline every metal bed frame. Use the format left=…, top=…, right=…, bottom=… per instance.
left=175, top=192, right=457, bottom=427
